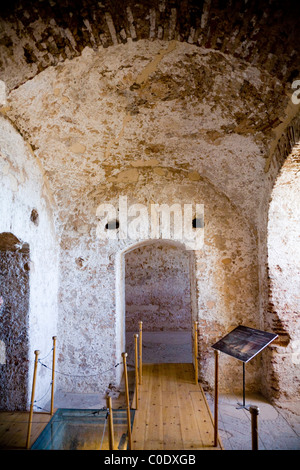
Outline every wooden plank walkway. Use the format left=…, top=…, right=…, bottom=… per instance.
left=132, top=363, right=223, bottom=450
left=0, top=410, right=52, bottom=449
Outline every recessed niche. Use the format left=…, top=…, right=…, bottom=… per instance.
left=0, top=232, right=30, bottom=410
left=23, top=262, right=30, bottom=271
left=30, top=208, right=39, bottom=226
left=75, top=257, right=85, bottom=268
left=105, top=219, right=119, bottom=230
left=192, top=217, right=204, bottom=228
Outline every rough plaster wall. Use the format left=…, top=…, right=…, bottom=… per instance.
left=52, top=166, right=259, bottom=396
left=265, top=146, right=300, bottom=402
left=0, top=249, right=29, bottom=410
left=0, top=39, right=265, bottom=396
left=255, top=114, right=300, bottom=402
left=125, top=243, right=192, bottom=332
left=4, top=39, right=287, bottom=228
left=0, top=115, right=59, bottom=410
left=1, top=34, right=298, bottom=399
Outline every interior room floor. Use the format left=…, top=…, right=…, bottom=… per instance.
left=206, top=392, right=300, bottom=450
left=127, top=330, right=300, bottom=450
left=47, top=331, right=299, bottom=451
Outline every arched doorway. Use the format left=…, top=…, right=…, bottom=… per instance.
left=265, top=144, right=300, bottom=402
left=0, top=232, right=30, bottom=410
left=116, top=239, right=196, bottom=378
left=125, top=240, right=195, bottom=365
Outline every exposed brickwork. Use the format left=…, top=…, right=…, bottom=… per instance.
left=0, top=0, right=299, bottom=91
left=264, top=142, right=300, bottom=402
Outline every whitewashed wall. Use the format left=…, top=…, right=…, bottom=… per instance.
left=0, top=115, right=59, bottom=410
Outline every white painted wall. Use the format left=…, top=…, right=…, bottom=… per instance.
left=0, top=115, right=59, bottom=410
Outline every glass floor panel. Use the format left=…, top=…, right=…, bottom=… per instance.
left=31, top=408, right=135, bottom=450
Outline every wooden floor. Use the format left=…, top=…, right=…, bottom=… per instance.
left=0, top=363, right=223, bottom=451
left=0, top=410, right=52, bottom=450
left=132, top=363, right=223, bottom=450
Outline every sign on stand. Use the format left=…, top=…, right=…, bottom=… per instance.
left=212, top=325, right=278, bottom=408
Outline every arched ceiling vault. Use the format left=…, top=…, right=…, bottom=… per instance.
left=1, top=0, right=299, bottom=90
left=0, top=0, right=299, bottom=232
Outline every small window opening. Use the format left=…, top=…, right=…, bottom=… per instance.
left=105, top=219, right=119, bottom=230
left=192, top=217, right=204, bottom=228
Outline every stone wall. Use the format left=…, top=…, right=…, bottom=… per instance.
left=254, top=114, right=300, bottom=402
left=55, top=166, right=259, bottom=395
left=0, top=0, right=299, bottom=92
left=264, top=144, right=300, bottom=402
left=125, top=242, right=192, bottom=332
left=0, top=115, right=59, bottom=410
left=0, top=242, right=30, bottom=410
left=3, top=38, right=290, bottom=229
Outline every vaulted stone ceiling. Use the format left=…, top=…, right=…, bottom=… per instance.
left=0, top=0, right=299, bottom=231
left=1, top=0, right=299, bottom=89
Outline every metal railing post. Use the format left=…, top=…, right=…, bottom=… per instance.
left=250, top=405, right=259, bottom=450
left=214, top=349, right=220, bottom=447
left=134, top=334, right=139, bottom=409
left=139, top=321, right=143, bottom=385
left=26, top=350, right=40, bottom=449
left=50, top=336, right=56, bottom=415
left=194, top=321, right=198, bottom=384
left=122, top=352, right=132, bottom=450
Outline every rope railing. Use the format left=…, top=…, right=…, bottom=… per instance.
left=26, top=323, right=144, bottom=450
left=38, top=359, right=122, bottom=379
left=27, top=321, right=265, bottom=451
left=120, top=322, right=144, bottom=450
left=26, top=341, right=122, bottom=449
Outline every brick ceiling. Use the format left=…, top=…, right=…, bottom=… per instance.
left=0, top=0, right=299, bottom=90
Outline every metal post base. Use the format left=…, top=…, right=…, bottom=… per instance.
left=236, top=402, right=251, bottom=410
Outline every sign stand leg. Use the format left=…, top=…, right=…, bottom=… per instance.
left=237, top=362, right=250, bottom=410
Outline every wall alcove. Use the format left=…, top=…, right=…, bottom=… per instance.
left=0, top=232, right=30, bottom=410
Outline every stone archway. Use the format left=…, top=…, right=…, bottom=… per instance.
left=0, top=232, right=30, bottom=411
left=124, top=240, right=195, bottom=365
left=264, top=143, right=300, bottom=403
left=116, top=239, right=197, bottom=380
